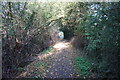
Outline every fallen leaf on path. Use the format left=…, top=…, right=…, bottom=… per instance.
left=40, top=67, right=45, bottom=70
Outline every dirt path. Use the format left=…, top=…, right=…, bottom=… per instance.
left=16, top=41, right=80, bottom=78
left=46, top=41, right=80, bottom=78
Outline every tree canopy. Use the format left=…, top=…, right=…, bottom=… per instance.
left=2, top=2, right=120, bottom=78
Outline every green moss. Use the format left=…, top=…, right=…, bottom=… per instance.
left=32, top=62, right=45, bottom=67
left=16, top=67, right=24, bottom=71
left=34, top=75, right=41, bottom=78
left=42, top=46, right=53, bottom=54
left=32, top=62, right=49, bottom=70
left=74, top=56, right=92, bottom=78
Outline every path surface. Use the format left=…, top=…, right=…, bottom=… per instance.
left=46, top=41, right=79, bottom=78
left=16, top=41, right=80, bottom=78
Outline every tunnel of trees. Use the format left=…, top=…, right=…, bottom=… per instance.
left=1, top=2, right=120, bottom=78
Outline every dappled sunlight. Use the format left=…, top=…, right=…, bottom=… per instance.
left=37, top=52, right=56, bottom=60
left=53, top=41, right=71, bottom=50
left=16, top=72, right=27, bottom=78
left=37, top=41, right=72, bottom=60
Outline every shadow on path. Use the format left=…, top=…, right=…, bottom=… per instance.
left=45, top=41, right=80, bottom=78
left=16, top=41, right=80, bottom=78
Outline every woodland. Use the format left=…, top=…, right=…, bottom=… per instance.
left=1, top=2, right=120, bottom=79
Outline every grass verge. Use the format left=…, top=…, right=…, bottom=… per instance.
left=74, top=56, right=93, bottom=78
left=42, top=46, right=53, bottom=54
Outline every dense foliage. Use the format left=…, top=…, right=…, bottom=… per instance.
left=71, top=2, right=120, bottom=78
left=1, top=2, right=120, bottom=78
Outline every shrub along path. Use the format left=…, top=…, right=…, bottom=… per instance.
left=16, top=41, right=81, bottom=78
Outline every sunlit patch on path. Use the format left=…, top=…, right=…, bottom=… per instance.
left=53, top=41, right=71, bottom=50
left=37, top=41, right=71, bottom=60
left=16, top=41, right=80, bottom=78
left=44, top=41, right=80, bottom=78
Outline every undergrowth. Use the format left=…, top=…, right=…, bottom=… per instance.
left=74, top=56, right=93, bottom=78
left=42, top=46, right=53, bottom=54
